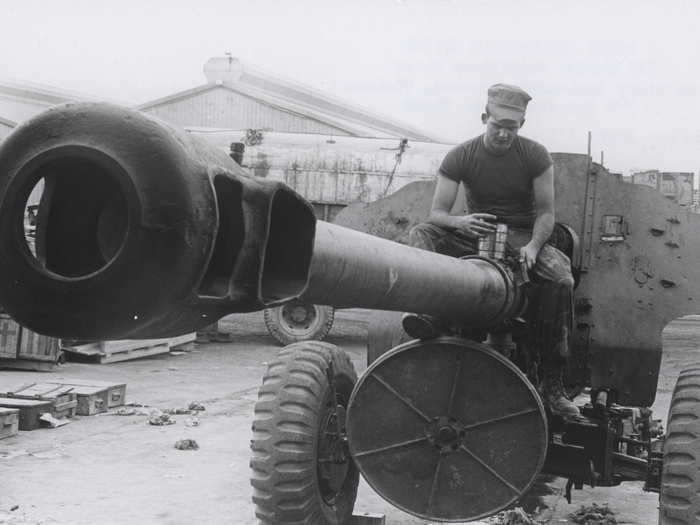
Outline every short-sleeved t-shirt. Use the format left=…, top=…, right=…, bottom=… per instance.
left=439, top=135, right=553, bottom=228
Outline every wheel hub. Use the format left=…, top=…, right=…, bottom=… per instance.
left=282, top=302, right=316, bottom=329
left=427, top=416, right=465, bottom=453
left=317, top=403, right=350, bottom=504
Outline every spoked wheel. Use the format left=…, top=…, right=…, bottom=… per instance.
left=660, top=366, right=700, bottom=524
left=346, top=337, right=548, bottom=522
left=250, top=341, right=359, bottom=524
left=263, top=301, right=335, bottom=346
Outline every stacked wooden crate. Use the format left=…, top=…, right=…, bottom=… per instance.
left=0, top=313, right=61, bottom=371
left=46, top=379, right=126, bottom=415
left=0, top=380, right=127, bottom=435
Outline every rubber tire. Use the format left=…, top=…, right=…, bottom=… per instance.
left=251, top=341, right=359, bottom=525
left=264, top=302, right=335, bottom=346
left=660, top=366, right=700, bottom=524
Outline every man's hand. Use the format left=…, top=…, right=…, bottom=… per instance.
left=452, top=213, right=498, bottom=237
left=520, top=242, right=540, bottom=271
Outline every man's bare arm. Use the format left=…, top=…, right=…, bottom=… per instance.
left=427, top=174, right=497, bottom=237
left=520, top=165, right=554, bottom=268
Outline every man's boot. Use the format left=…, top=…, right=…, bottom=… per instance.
left=401, top=313, right=441, bottom=340
left=540, top=363, right=580, bottom=417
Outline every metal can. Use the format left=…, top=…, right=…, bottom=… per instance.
left=493, top=223, right=508, bottom=261
left=478, top=232, right=495, bottom=258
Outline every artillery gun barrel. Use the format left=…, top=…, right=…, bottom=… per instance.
left=300, top=221, right=515, bottom=324
left=0, top=103, right=520, bottom=340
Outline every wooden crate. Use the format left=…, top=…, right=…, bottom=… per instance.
left=0, top=313, right=60, bottom=370
left=0, top=397, right=54, bottom=431
left=18, top=328, right=61, bottom=362
left=0, top=407, right=19, bottom=439
left=0, top=315, right=20, bottom=359
left=6, top=383, right=78, bottom=419
left=47, top=379, right=126, bottom=412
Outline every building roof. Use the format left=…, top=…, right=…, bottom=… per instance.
left=0, top=78, right=105, bottom=106
left=138, top=57, right=445, bottom=142
left=0, top=115, right=16, bottom=128
left=0, top=78, right=121, bottom=124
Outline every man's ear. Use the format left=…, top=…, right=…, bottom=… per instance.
left=481, top=112, right=488, bottom=124
left=520, top=117, right=526, bottom=128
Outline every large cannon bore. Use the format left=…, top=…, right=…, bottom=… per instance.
left=0, top=103, right=520, bottom=341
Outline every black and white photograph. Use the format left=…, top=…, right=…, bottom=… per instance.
left=0, top=1, right=699, bottom=524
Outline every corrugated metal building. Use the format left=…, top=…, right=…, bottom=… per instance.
left=137, top=56, right=448, bottom=217
left=139, top=57, right=444, bottom=142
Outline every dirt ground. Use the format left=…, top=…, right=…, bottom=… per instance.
left=0, top=310, right=695, bottom=525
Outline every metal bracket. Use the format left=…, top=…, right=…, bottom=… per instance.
left=580, top=166, right=599, bottom=271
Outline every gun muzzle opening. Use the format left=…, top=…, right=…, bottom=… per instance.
left=259, top=188, right=316, bottom=304
left=19, top=148, right=130, bottom=280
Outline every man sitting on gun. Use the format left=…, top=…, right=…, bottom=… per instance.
left=403, top=83, right=579, bottom=417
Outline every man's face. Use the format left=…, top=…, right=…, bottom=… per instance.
left=483, top=114, right=522, bottom=154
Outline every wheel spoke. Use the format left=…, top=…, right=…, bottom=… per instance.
left=370, top=373, right=432, bottom=423
left=459, top=444, right=520, bottom=495
left=426, top=456, right=443, bottom=515
left=353, top=436, right=429, bottom=458
left=446, top=357, right=462, bottom=416
left=461, top=407, right=538, bottom=432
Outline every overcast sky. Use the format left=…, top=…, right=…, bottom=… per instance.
left=2, top=0, right=698, bottom=175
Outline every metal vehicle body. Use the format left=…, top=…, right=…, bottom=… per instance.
left=0, top=103, right=699, bottom=523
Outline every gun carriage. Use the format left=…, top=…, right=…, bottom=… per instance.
left=0, top=103, right=699, bottom=523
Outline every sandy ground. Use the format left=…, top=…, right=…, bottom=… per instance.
left=0, top=311, right=695, bottom=525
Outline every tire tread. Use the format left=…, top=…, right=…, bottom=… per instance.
left=251, top=341, right=358, bottom=524
left=661, top=368, right=700, bottom=524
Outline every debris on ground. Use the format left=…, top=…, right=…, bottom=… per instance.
left=162, top=407, right=190, bottom=415
left=569, top=503, right=617, bottom=525
left=188, top=401, right=205, bottom=412
left=148, top=409, right=176, bottom=426
left=184, top=417, right=200, bottom=427
left=10, top=505, right=18, bottom=511
left=174, top=439, right=199, bottom=450
left=488, top=507, right=540, bottom=525
left=114, top=407, right=136, bottom=416
left=161, top=402, right=205, bottom=415
left=112, top=406, right=149, bottom=416
left=39, top=413, right=70, bottom=428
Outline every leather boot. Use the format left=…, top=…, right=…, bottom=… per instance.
left=401, top=313, right=441, bottom=340
left=540, top=363, right=580, bottom=417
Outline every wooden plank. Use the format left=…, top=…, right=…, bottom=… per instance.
left=0, top=397, right=54, bottom=431
left=169, top=333, right=196, bottom=348
left=6, top=383, right=78, bottom=419
left=62, top=334, right=195, bottom=363
left=0, top=315, right=20, bottom=359
left=98, top=342, right=170, bottom=364
left=0, top=358, right=56, bottom=371
left=0, top=408, right=19, bottom=440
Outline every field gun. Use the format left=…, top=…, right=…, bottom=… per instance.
left=1, top=103, right=700, bottom=523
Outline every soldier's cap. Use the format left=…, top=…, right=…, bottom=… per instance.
left=486, top=83, right=532, bottom=122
